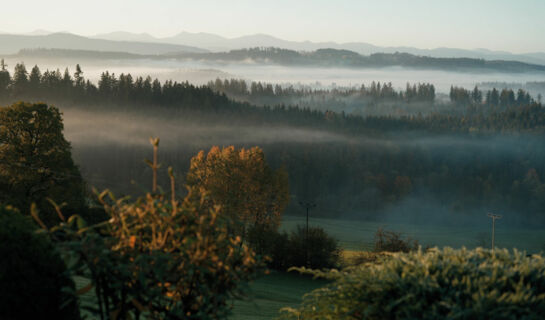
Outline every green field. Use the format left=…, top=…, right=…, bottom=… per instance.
left=280, top=215, right=545, bottom=253
left=230, top=272, right=328, bottom=320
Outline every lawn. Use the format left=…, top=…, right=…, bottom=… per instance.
left=280, top=215, right=545, bottom=253
left=230, top=272, right=328, bottom=320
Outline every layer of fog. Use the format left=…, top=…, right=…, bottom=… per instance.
left=62, top=107, right=357, bottom=148
left=63, top=107, right=544, bottom=153
left=60, top=106, right=545, bottom=253
left=5, top=57, right=545, bottom=93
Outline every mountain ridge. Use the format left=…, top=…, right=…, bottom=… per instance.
left=0, top=32, right=208, bottom=55
left=93, top=31, right=545, bottom=65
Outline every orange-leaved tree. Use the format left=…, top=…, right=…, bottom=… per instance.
left=186, top=146, right=289, bottom=236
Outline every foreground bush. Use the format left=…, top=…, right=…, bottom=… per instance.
left=40, top=185, right=261, bottom=320
left=282, top=248, right=545, bottom=320
left=0, top=206, right=80, bottom=320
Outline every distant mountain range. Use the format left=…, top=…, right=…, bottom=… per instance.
left=2, top=30, right=545, bottom=70
left=0, top=32, right=207, bottom=55
left=92, top=31, right=545, bottom=66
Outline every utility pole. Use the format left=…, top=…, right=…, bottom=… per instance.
left=299, top=201, right=316, bottom=267
left=487, top=213, right=502, bottom=251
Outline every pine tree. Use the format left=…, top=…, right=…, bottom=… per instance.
left=472, top=86, right=482, bottom=104
left=0, top=60, right=10, bottom=100
left=11, top=63, right=29, bottom=96
left=28, top=65, right=42, bottom=94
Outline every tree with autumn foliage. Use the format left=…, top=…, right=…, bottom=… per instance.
left=186, top=146, right=289, bottom=237
left=32, top=140, right=262, bottom=319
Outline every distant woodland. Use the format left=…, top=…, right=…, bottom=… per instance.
left=13, top=47, right=545, bottom=73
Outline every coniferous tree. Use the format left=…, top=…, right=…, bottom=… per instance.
left=472, top=86, right=482, bottom=104
left=28, top=65, right=42, bottom=94
left=0, top=59, right=10, bottom=100
left=11, top=63, right=29, bottom=97
left=487, top=88, right=500, bottom=106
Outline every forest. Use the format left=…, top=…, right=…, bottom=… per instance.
left=170, top=47, right=545, bottom=72
left=11, top=47, right=545, bottom=73
left=1, top=62, right=545, bottom=228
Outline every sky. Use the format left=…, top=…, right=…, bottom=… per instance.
left=2, top=0, right=545, bottom=53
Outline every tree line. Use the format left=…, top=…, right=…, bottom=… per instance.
left=450, top=85, right=535, bottom=108
left=170, top=47, right=545, bottom=73
left=208, top=78, right=436, bottom=106
left=1, top=62, right=545, bottom=134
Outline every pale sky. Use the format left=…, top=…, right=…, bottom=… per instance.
left=2, top=0, right=545, bottom=53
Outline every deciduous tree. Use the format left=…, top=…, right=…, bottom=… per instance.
left=186, top=146, right=289, bottom=235
left=0, top=102, right=85, bottom=224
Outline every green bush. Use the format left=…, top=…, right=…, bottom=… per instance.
left=247, top=225, right=291, bottom=270
left=248, top=224, right=339, bottom=270
left=0, top=206, right=80, bottom=320
left=287, top=225, right=340, bottom=269
left=282, top=248, right=545, bottom=320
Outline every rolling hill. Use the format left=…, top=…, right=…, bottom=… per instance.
left=0, top=32, right=207, bottom=55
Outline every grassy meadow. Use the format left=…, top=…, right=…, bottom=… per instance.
left=281, top=215, right=545, bottom=253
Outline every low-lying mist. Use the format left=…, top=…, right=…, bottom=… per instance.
left=61, top=106, right=545, bottom=232
left=63, top=107, right=355, bottom=148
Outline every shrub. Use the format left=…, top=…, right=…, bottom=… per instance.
left=249, top=224, right=339, bottom=271
left=287, top=225, right=340, bottom=269
left=42, top=185, right=261, bottom=320
left=247, top=224, right=340, bottom=271
left=247, top=225, right=291, bottom=270
left=0, top=206, right=80, bottom=320
left=374, top=227, right=418, bottom=252
left=282, top=248, right=545, bottom=320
